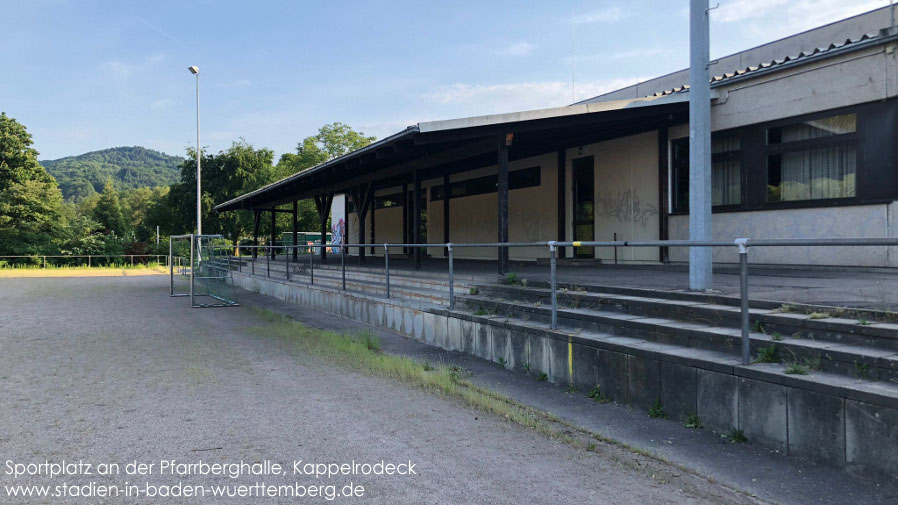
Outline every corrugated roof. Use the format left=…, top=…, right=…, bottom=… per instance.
left=650, top=32, right=887, bottom=97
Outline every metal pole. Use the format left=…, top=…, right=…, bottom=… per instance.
left=195, top=72, right=202, bottom=240
left=286, top=245, right=290, bottom=281
left=310, top=246, right=314, bottom=285
left=689, top=0, right=712, bottom=290
left=384, top=244, right=390, bottom=299
left=342, top=244, right=346, bottom=290
left=549, top=241, right=558, bottom=329
left=169, top=237, right=174, bottom=296
left=190, top=234, right=195, bottom=307
left=448, top=244, right=455, bottom=310
left=88, top=255, right=91, bottom=267
left=267, top=246, right=270, bottom=277
left=736, top=238, right=751, bottom=365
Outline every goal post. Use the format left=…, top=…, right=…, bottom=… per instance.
left=169, top=234, right=239, bottom=308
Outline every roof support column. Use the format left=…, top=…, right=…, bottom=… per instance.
left=497, top=135, right=511, bottom=275
left=401, top=183, right=408, bottom=256
left=369, top=189, right=376, bottom=256
left=315, top=193, right=333, bottom=264
left=252, top=209, right=261, bottom=259
left=413, top=170, right=421, bottom=270
left=351, top=183, right=372, bottom=266
left=556, top=149, right=566, bottom=260
left=689, top=0, right=712, bottom=290
left=292, top=201, right=298, bottom=261
left=270, top=208, right=277, bottom=260
left=443, top=174, right=450, bottom=257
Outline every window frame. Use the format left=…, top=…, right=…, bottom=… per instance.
left=670, top=128, right=745, bottom=214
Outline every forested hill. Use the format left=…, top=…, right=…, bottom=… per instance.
left=41, top=146, right=183, bottom=200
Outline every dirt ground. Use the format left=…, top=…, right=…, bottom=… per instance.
left=0, top=275, right=764, bottom=504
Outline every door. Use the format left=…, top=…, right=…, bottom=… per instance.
left=572, top=156, right=595, bottom=258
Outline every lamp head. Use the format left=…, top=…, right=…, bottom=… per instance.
left=187, top=66, right=199, bottom=75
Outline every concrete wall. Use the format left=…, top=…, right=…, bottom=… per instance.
left=669, top=202, right=898, bottom=266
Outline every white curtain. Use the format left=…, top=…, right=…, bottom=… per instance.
left=780, top=145, right=856, bottom=201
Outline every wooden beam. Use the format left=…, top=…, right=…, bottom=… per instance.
left=401, top=183, right=408, bottom=255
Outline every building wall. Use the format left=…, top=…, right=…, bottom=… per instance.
left=669, top=202, right=898, bottom=267
left=564, top=131, right=661, bottom=263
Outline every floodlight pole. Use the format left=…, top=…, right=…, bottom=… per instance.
left=689, top=0, right=712, bottom=290
left=188, top=66, right=201, bottom=245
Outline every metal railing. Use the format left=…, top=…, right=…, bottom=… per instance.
left=207, top=237, right=898, bottom=365
left=0, top=254, right=168, bottom=268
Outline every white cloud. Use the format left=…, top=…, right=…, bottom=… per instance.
left=150, top=98, right=174, bottom=109
left=573, top=7, right=624, bottom=24
left=716, top=0, right=886, bottom=31
left=498, top=41, right=534, bottom=56
left=422, top=78, right=640, bottom=113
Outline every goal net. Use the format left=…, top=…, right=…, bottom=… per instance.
left=169, top=234, right=240, bottom=308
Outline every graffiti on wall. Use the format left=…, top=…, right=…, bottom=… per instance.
left=596, top=190, right=658, bottom=228
left=331, top=218, right=345, bottom=254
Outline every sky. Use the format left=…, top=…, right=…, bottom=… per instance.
left=0, top=0, right=890, bottom=161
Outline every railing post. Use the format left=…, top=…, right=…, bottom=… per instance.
left=169, top=238, right=174, bottom=296
left=448, top=244, right=455, bottom=310
left=736, top=238, right=751, bottom=365
left=190, top=234, right=195, bottom=307
left=42, top=256, right=46, bottom=269
left=88, top=255, right=91, bottom=267
left=267, top=246, right=270, bottom=278
left=130, top=255, right=134, bottom=266
left=310, top=246, right=314, bottom=285
left=341, top=244, right=346, bottom=290
left=251, top=249, right=255, bottom=275
left=549, top=241, right=557, bottom=329
left=286, top=246, right=291, bottom=281
left=384, top=244, right=390, bottom=299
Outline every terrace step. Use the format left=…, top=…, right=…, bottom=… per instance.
left=459, top=294, right=898, bottom=384
left=453, top=307, right=898, bottom=412
left=470, top=284, right=898, bottom=352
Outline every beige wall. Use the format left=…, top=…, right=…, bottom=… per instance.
left=563, top=131, right=661, bottom=262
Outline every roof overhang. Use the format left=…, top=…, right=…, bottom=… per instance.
left=215, top=93, right=690, bottom=212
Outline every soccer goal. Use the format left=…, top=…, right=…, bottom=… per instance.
left=169, top=234, right=240, bottom=308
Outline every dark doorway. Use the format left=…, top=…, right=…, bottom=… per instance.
left=572, top=156, right=595, bottom=258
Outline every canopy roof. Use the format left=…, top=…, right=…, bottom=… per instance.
left=215, top=93, right=690, bottom=212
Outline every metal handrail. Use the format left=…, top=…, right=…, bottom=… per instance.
left=0, top=254, right=168, bottom=268
left=205, top=237, right=898, bottom=365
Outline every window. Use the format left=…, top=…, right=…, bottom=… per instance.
left=671, top=133, right=742, bottom=212
left=766, top=113, right=857, bottom=202
left=431, top=166, right=541, bottom=201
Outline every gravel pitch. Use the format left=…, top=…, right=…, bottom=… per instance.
left=0, top=275, right=764, bottom=504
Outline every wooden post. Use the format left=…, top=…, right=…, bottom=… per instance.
left=369, top=187, right=376, bottom=256
left=443, top=173, right=450, bottom=257
left=292, top=201, right=298, bottom=261
left=497, top=135, right=511, bottom=274
left=401, top=183, right=408, bottom=255
left=270, top=209, right=276, bottom=259
left=252, top=209, right=261, bottom=259
left=413, top=170, right=421, bottom=269
left=556, top=149, right=566, bottom=259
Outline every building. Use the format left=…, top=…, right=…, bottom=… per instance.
left=216, top=6, right=898, bottom=269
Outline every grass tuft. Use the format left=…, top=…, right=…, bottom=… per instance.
left=684, top=412, right=703, bottom=429
left=586, top=385, right=611, bottom=403
left=754, top=345, right=779, bottom=364
left=648, top=399, right=667, bottom=419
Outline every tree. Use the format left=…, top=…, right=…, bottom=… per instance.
left=0, top=112, right=67, bottom=255
left=274, top=123, right=376, bottom=234
left=0, top=179, right=66, bottom=255
left=0, top=112, right=52, bottom=191
left=92, top=179, right=127, bottom=236
left=276, top=122, right=376, bottom=178
left=166, top=140, right=276, bottom=244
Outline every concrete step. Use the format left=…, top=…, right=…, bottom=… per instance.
left=451, top=307, right=898, bottom=414
left=471, top=284, right=898, bottom=352
left=459, top=295, right=898, bottom=384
